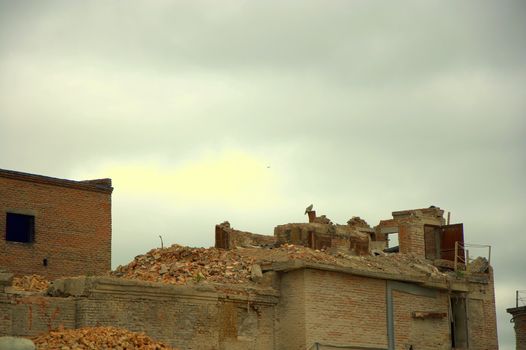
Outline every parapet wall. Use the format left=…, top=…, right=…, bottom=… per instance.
left=215, top=222, right=276, bottom=249
left=0, top=276, right=279, bottom=350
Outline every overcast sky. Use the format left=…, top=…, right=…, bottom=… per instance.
left=1, top=1, right=525, bottom=348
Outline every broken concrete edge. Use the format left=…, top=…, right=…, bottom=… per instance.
left=507, top=305, right=526, bottom=315
left=265, top=260, right=474, bottom=292
left=47, top=275, right=279, bottom=304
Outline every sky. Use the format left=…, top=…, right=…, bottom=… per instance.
left=0, top=1, right=525, bottom=348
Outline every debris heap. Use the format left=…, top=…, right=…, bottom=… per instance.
left=111, top=245, right=256, bottom=285
left=32, top=326, right=176, bottom=350
left=111, top=242, right=447, bottom=287
left=12, top=275, right=49, bottom=292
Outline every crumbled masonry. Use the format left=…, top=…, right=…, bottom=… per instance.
left=109, top=243, right=448, bottom=287
left=12, top=275, right=49, bottom=292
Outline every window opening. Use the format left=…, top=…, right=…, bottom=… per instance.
left=6, top=213, right=35, bottom=243
left=388, top=232, right=399, bottom=248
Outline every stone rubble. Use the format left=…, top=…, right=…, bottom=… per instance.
left=111, top=243, right=448, bottom=286
left=111, top=244, right=257, bottom=285
left=31, top=326, right=177, bottom=350
left=12, top=275, right=49, bottom=292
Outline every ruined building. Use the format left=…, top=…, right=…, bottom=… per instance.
left=0, top=168, right=113, bottom=278
left=0, top=170, right=498, bottom=349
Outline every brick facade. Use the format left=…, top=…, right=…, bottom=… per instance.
left=0, top=169, right=112, bottom=279
left=0, top=266, right=499, bottom=349
left=0, top=276, right=278, bottom=350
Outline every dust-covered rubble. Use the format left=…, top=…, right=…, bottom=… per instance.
left=31, top=326, right=177, bottom=350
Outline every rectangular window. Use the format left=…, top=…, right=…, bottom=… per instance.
left=387, top=232, right=399, bottom=249
left=6, top=213, right=35, bottom=243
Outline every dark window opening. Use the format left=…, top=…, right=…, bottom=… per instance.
left=6, top=213, right=35, bottom=243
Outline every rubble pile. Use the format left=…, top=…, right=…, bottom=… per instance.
left=112, top=244, right=256, bottom=284
left=12, top=275, right=49, bottom=292
left=32, top=326, right=176, bottom=350
left=345, top=253, right=446, bottom=279
left=112, top=242, right=448, bottom=287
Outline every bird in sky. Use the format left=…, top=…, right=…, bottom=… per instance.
left=305, top=204, right=313, bottom=215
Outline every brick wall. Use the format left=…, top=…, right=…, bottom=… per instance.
left=378, top=208, right=445, bottom=258
left=391, top=289, right=450, bottom=349
left=468, top=270, right=499, bottom=349
left=0, top=269, right=498, bottom=350
left=304, top=269, right=388, bottom=349
left=215, top=224, right=276, bottom=249
left=0, top=174, right=112, bottom=279
left=0, top=276, right=278, bottom=350
left=277, top=269, right=306, bottom=350
left=297, top=268, right=498, bottom=350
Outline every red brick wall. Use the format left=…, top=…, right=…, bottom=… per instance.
left=0, top=176, right=111, bottom=279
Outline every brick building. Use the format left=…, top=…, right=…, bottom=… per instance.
left=0, top=168, right=113, bottom=279
left=0, top=206, right=498, bottom=349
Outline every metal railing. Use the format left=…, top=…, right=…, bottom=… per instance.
left=454, top=242, right=491, bottom=272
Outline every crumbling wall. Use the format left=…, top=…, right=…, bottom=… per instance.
left=274, top=221, right=371, bottom=256
left=376, top=207, right=445, bottom=258
left=0, top=276, right=278, bottom=350
left=215, top=222, right=276, bottom=249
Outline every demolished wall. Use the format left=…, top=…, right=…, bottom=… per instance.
left=215, top=222, right=276, bottom=250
